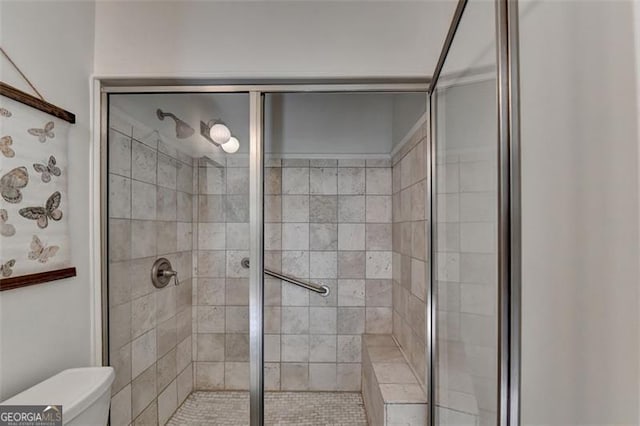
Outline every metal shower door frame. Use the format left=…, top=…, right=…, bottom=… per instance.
left=98, top=0, right=523, bottom=416
left=426, top=0, right=521, bottom=425
left=97, top=81, right=430, bottom=426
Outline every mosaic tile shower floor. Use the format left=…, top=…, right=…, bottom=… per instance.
left=167, top=391, right=368, bottom=425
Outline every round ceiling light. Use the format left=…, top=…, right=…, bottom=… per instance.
left=209, top=123, right=231, bottom=144
left=221, top=136, right=240, bottom=154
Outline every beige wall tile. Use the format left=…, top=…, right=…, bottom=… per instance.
left=282, top=223, right=309, bottom=249
left=133, top=400, right=157, bottom=426
left=338, top=223, right=365, bottom=251
left=309, top=335, right=337, bottom=362
left=309, top=224, right=337, bottom=251
left=337, top=307, right=365, bottom=334
left=309, top=251, right=337, bottom=279
left=110, top=384, right=131, bottom=426
left=196, top=362, right=224, bottom=390
left=281, top=165, right=309, bottom=192
left=157, top=348, right=177, bottom=392
left=225, top=306, right=249, bottom=332
left=310, top=167, right=338, bottom=195
left=282, top=195, right=310, bottom=222
left=177, top=364, right=193, bottom=405
left=309, top=195, right=337, bottom=222
left=110, top=343, right=131, bottom=396
left=366, top=168, right=392, bottom=195
left=282, top=335, right=309, bottom=362
left=197, top=333, right=225, bottom=361
left=309, top=307, right=337, bottom=334
left=197, top=306, right=225, bottom=333
left=337, top=335, right=362, bottom=362
left=157, top=187, right=177, bottom=221
left=131, top=292, right=156, bottom=339
left=158, top=380, right=178, bottom=425
left=131, top=363, right=156, bottom=419
left=338, top=251, right=365, bottom=279
left=131, top=329, right=156, bottom=379
left=338, top=195, right=365, bottom=222
left=225, top=333, right=249, bottom=361
left=156, top=316, right=177, bottom=358
left=338, top=279, right=365, bottom=306
left=309, top=363, right=337, bottom=391
left=281, top=363, right=309, bottom=390
left=224, top=362, right=249, bottom=390
left=337, top=363, right=361, bottom=391
left=338, top=168, right=365, bottom=195
left=132, top=140, right=157, bottom=184
left=109, top=174, right=131, bottom=218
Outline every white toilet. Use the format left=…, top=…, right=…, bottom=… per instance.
left=1, top=367, right=115, bottom=425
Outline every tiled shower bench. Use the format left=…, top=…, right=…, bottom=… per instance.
left=362, top=335, right=428, bottom=425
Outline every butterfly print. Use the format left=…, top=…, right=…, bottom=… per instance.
left=19, top=191, right=63, bottom=229
left=33, top=156, right=61, bottom=183
left=0, top=136, right=14, bottom=158
left=0, top=259, right=15, bottom=277
left=28, top=235, right=59, bottom=264
left=0, top=209, right=15, bottom=237
left=28, top=121, right=55, bottom=143
left=0, top=108, right=11, bottom=118
left=0, top=166, right=29, bottom=203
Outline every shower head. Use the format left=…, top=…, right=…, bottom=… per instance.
left=156, top=109, right=195, bottom=139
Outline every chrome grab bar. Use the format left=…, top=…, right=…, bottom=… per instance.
left=240, top=257, right=330, bottom=297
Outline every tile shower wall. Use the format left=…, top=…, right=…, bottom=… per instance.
left=434, top=147, right=498, bottom=425
left=193, top=158, right=393, bottom=392
left=391, top=122, right=497, bottom=425
left=391, top=123, right=429, bottom=389
left=107, top=115, right=194, bottom=426
left=193, top=156, right=251, bottom=391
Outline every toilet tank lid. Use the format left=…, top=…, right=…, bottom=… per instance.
left=1, top=367, right=115, bottom=422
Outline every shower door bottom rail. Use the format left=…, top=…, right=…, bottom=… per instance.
left=241, top=257, right=330, bottom=296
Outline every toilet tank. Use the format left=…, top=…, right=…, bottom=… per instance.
left=0, top=367, right=115, bottom=426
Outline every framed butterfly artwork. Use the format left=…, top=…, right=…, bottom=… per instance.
left=0, top=82, right=76, bottom=291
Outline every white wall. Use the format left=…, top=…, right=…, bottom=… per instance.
left=443, top=80, right=496, bottom=151
left=111, top=92, right=408, bottom=157
left=520, top=1, right=640, bottom=424
left=633, top=1, right=640, bottom=419
left=391, top=93, right=427, bottom=148
left=264, top=93, right=395, bottom=155
left=93, top=0, right=456, bottom=79
left=0, top=0, right=96, bottom=400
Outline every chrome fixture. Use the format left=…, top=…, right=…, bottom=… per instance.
left=156, top=108, right=195, bottom=139
left=150, top=257, right=180, bottom=288
left=200, top=119, right=240, bottom=153
left=241, top=257, right=329, bottom=296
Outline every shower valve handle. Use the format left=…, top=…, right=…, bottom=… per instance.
left=151, top=258, right=180, bottom=288
left=161, top=269, right=180, bottom=286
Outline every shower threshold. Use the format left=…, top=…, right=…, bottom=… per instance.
left=167, top=391, right=367, bottom=425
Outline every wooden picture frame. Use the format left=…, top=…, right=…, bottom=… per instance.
left=0, top=81, right=77, bottom=291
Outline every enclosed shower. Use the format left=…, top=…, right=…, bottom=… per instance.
left=106, top=91, right=430, bottom=425
left=102, top=1, right=517, bottom=424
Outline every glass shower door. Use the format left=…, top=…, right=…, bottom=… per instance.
left=432, top=1, right=499, bottom=424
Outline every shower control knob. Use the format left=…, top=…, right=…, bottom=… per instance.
left=151, top=257, right=179, bottom=288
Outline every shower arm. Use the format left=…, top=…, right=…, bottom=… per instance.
left=157, top=109, right=178, bottom=121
